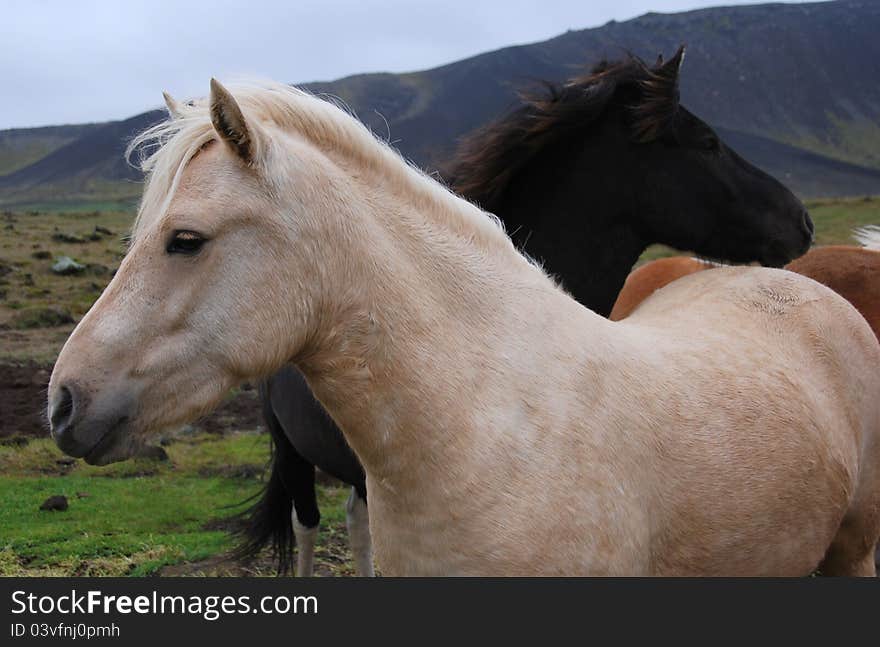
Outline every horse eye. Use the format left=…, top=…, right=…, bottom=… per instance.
left=166, top=230, right=206, bottom=255
left=702, top=136, right=720, bottom=152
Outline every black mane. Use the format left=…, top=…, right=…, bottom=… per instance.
left=446, top=52, right=682, bottom=212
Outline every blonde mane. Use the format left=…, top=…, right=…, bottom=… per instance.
left=853, top=225, right=880, bottom=250
left=126, top=80, right=509, bottom=252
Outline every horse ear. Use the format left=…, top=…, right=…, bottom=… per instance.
left=631, top=45, right=686, bottom=143
left=209, top=78, right=261, bottom=165
left=162, top=91, right=184, bottom=119
left=657, top=45, right=685, bottom=78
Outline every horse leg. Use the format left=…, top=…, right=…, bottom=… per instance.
left=289, top=457, right=320, bottom=577
left=819, top=460, right=879, bottom=577
left=346, top=486, right=374, bottom=576
left=292, top=516, right=319, bottom=577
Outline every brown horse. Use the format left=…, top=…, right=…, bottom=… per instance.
left=611, top=227, right=880, bottom=338
left=610, top=257, right=716, bottom=321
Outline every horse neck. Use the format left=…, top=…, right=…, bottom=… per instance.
left=552, top=224, right=645, bottom=317
left=293, top=170, right=592, bottom=488
left=492, top=127, right=646, bottom=317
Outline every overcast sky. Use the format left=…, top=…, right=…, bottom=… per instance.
left=2, top=0, right=804, bottom=130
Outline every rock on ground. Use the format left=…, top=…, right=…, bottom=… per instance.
left=40, top=495, right=69, bottom=511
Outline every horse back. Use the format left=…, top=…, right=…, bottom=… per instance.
left=625, top=264, right=880, bottom=470
left=786, top=245, right=880, bottom=341
left=616, top=266, right=880, bottom=574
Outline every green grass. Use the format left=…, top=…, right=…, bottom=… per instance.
left=0, top=433, right=350, bottom=576
left=806, top=195, right=880, bottom=245
left=0, top=474, right=249, bottom=576
left=0, top=434, right=258, bottom=576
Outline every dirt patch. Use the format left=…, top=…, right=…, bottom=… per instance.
left=6, top=306, right=74, bottom=330
left=0, top=362, right=265, bottom=440
left=0, top=362, right=51, bottom=440
left=156, top=554, right=276, bottom=577
left=156, top=520, right=356, bottom=577
left=201, top=516, right=249, bottom=534
left=197, top=463, right=264, bottom=480
left=0, top=327, right=74, bottom=364
left=0, top=436, right=29, bottom=447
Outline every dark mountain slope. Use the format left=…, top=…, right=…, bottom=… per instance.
left=308, top=0, right=880, bottom=174
left=715, top=126, right=880, bottom=198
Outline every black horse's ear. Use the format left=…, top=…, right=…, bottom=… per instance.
left=631, top=45, right=686, bottom=143
left=657, top=45, right=685, bottom=77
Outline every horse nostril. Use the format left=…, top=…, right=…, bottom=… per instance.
left=50, top=385, right=75, bottom=434
left=802, top=210, right=815, bottom=238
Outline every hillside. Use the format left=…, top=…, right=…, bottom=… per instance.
left=306, top=0, right=880, bottom=178
left=0, top=111, right=163, bottom=209
left=0, top=124, right=102, bottom=175
left=1, top=0, right=878, bottom=207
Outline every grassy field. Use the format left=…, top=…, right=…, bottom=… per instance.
left=0, top=432, right=353, bottom=577
left=0, top=209, right=131, bottom=362
left=1, top=196, right=878, bottom=577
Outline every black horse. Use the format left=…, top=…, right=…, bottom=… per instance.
left=234, top=48, right=813, bottom=575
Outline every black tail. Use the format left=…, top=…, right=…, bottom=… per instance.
left=231, top=381, right=296, bottom=574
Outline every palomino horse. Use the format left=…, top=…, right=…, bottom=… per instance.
left=610, top=233, right=880, bottom=574
left=610, top=227, right=880, bottom=328
left=245, top=50, right=815, bottom=575
left=48, top=79, right=879, bottom=575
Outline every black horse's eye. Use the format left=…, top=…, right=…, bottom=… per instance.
left=702, top=135, right=721, bottom=152
left=166, top=230, right=206, bottom=255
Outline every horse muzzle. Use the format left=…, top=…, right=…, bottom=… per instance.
left=48, top=381, right=138, bottom=465
left=760, top=208, right=814, bottom=268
